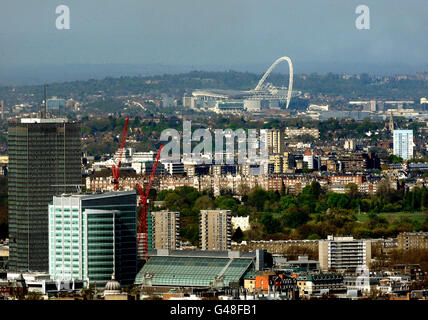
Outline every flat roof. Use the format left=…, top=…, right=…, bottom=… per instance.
left=20, top=118, right=68, bottom=123
left=135, top=255, right=254, bottom=287
left=54, top=190, right=137, bottom=201
left=148, top=249, right=256, bottom=259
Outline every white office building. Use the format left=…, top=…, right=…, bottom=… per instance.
left=319, top=236, right=371, bottom=272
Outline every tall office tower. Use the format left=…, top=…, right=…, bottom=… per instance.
left=318, top=236, right=371, bottom=272
left=1, top=100, right=4, bottom=120
left=49, top=191, right=137, bottom=287
left=267, top=129, right=285, bottom=155
left=200, top=209, right=231, bottom=251
left=8, top=118, right=81, bottom=272
left=148, top=210, right=180, bottom=250
left=393, top=129, right=414, bottom=160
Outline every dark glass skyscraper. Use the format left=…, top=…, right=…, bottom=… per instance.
left=8, top=118, right=81, bottom=272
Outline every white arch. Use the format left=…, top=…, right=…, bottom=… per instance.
left=255, top=56, right=293, bottom=109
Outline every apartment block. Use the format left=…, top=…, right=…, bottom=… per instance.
left=397, top=232, right=428, bottom=250
left=319, top=236, right=371, bottom=272
left=200, top=210, right=231, bottom=251
left=149, top=210, right=180, bottom=250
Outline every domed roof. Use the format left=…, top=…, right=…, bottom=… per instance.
left=104, top=273, right=121, bottom=293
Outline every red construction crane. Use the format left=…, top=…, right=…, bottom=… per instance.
left=136, top=144, right=164, bottom=258
left=111, top=118, right=129, bottom=191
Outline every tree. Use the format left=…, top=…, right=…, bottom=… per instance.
left=388, top=154, right=403, bottom=164
left=232, top=227, right=244, bottom=243
left=247, top=188, right=270, bottom=211
left=345, top=183, right=360, bottom=199
left=284, top=207, right=310, bottom=229
left=260, top=212, right=282, bottom=234
left=193, top=195, right=215, bottom=211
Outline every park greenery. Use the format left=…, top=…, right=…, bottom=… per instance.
left=154, top=182, right=428, bottom=247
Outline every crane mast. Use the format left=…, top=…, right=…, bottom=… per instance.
left=136, top=144, right=163, bottom=258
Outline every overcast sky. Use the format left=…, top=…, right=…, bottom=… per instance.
left=0, top=0, right=427, bottom=79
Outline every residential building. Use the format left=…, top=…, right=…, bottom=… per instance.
left=200, top=210, right=231, bottom=251
left=161, top=160, right=185, bottom=176
left=284, top=127, right=319, bottom=139
left=149, top=210, right=180, bottom=250
left=232, top=239, right=319, bottom=255
left=268, top=129, right=285, bottom=155
left=231, top=216, right=250, bottom=232
left=393, top=129, right=414, bottom=160
left=297, top=274, right=345, bottom=296
left=397, top=232, right=428, bottom=250
left=318, top=236, right=371, bottom=272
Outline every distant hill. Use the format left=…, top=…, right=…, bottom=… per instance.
left=1, top=70, right=428, bottom=106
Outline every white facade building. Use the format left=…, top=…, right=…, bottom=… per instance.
left=393, top=130, right=414, bottom=160
left=319, top=236, right=371, bottom=272
left=231, top=216, right=250, bottom=232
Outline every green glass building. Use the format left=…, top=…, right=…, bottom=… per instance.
left=49, top=191, right=137, bottom=287
left=8, top=118, right=81, bottom=272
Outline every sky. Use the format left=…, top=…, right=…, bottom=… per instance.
left=0, top=0, right=428, bottom=84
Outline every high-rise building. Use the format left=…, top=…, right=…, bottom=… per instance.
left=8, top=118, right=81, bottom=272
left=200, top=209, right=231, bottom=251
left=148, top=210, right=180, bottom=250
left=269, top=155, right=284, bottom=174
left=303, top=150, right=314, bottom=170
left=268, top=129, right=284, bottom=155
left=318, top=236, right=371, bottom=272
left=49, top=191, right=137, bottom=287
left=393, top=129, right=414, bottom=160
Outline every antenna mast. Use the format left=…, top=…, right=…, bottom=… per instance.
left=43, top=84, right=48, bottom=118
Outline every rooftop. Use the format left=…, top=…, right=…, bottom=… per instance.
left=135, top=254, right=254, bottom=288
left=20, top=118, right=69, bottom=123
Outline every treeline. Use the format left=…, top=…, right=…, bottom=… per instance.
left=3, top=71, right=428, bottom=107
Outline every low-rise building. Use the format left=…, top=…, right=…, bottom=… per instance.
left=297, top=274, right=345, bottom=296
left=397, top=232, right=428, bottom=250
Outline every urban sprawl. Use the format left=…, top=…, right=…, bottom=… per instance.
left=0, top=65, right=427, bottom=300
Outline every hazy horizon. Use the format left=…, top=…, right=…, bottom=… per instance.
left=1, top=0, right=428, bottom=85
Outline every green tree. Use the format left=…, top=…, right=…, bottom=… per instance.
left=283, top=207, right=310, bottom=229
left=232, top=227, right=244, bottom=243
left=260, top=212, right=282, bottom=234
